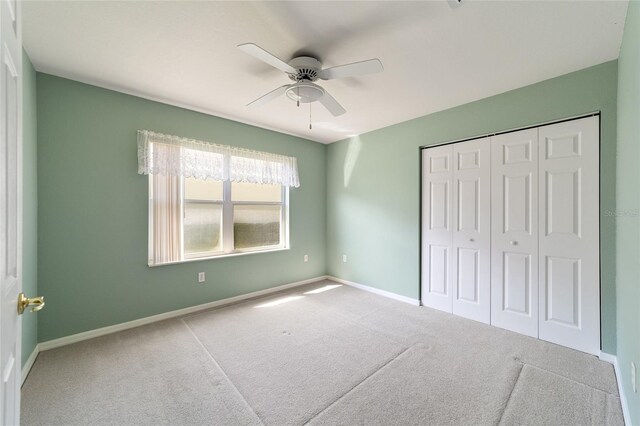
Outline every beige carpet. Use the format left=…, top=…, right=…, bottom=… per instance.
left=21, top=280, right=624, bottom=425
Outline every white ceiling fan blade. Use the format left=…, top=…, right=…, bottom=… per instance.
left=318, top=58, right=383, bottom=80
left=318, top=90, right=346, bottom=116
left=238, top=43, right=296, bottom=74
left=247, top=85, right=291, bottom=108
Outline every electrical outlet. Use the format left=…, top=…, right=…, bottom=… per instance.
left=632, top=362, right=637, bottom=393
left=198, top=272, right=206, bottom=283
left=304, top=254, right=309, bottom=263
left=342, top=254, right=347, bottom=263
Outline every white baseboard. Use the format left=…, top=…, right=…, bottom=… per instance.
left=599, top=351, right=616, bottom=364
left=22, top=344, right=40, bottom=386
left=599, top=352, right=631, bottom=425
left=327, top=276, right=420, bottom=306
left=39, top=276, right=328, bottom=352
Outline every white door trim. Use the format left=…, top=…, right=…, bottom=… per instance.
left=0, top=0, right=23, bottom=422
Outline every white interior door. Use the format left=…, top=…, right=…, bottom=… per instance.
left=538, top=116, right=600, bottom=355
left=490, top=129, right=539, bottom=337
left=0, top=0, right=22, bottom=423
left=421, top=145, right=453, bottom=312
left=452, top=138, right=491, bottom=324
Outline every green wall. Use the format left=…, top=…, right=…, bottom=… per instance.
left=616, top=0, right=640, bottom=421
left=22, top=52, right=38, bottom=364
left=29, top=18, right=638, bottom=416
left=36, top=74, right=326, bottom=341
left=327, top=61, right=619, bottom=354
left=36, top=57, right=624, bottom=361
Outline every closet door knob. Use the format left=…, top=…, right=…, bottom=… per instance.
left=469, top=238, right=475, bottom=242
left=510, top=241, right=518, bottom=245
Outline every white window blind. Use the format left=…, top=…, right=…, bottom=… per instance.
left=137, top=130, right=300, bottom=187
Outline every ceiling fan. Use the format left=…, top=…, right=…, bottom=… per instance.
left=238, top=43, right=384, bottom=118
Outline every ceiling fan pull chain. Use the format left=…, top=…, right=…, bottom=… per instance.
left=309, top=103, right=312, bottom=130
left=297, top=86, right=300, bottom=107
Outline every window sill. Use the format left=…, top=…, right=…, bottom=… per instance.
left=148, top=247, right=290, bottom=267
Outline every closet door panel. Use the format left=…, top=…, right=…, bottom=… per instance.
left=421, top=145, right=453, bottom=312
left=491, top=129, right=539, bottom=337
left=452, top=138, right=491, bottom=323
left=503, top=252, right=531, bottom=314
left=538, top=116, right=599, bottom=355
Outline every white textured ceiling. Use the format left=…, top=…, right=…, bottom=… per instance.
left=23, top=1, right=628, bottom=143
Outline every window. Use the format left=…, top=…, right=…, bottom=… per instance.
left=182, top=178, right=224, bottom=257
left=149, top=174, right=288, bottom=264
left=231, top=182, right=284, bottom=251
left=138, top=130, right=298, bottom=266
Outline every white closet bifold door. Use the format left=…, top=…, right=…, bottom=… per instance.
left=538, top=116, right=600, bottom=355
left=422, top=145, right=453, bottom=312
left=490, top=129, right=539, bottom=337
left=452, top=138, right=491, bottom=324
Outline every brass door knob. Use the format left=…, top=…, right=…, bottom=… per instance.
left=18, top=292, right=45, bottom=315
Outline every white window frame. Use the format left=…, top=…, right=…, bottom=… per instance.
left=148, top=175, right=290, bottom=266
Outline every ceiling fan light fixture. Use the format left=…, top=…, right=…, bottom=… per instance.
left=285, top=82, right=325, bottom=104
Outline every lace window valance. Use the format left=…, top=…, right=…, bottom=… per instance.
left=137, top=130, right=300, bottom=188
